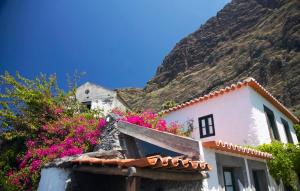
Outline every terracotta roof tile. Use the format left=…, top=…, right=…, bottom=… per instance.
left=160, top=77, right=299, bottom=123
left=202, top=140, right=273, bottom=160
left=72, top=155, right=212, bottom=172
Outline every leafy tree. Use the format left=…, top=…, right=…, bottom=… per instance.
left=0, top=72, right=88, bottom=136
left=256, top=141, right=300, bottom=191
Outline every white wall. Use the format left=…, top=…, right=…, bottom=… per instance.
left=38, top=168, right=71, bottom=191
left=201, top=148, right=220, bottom=191
left=76, top=82, right=127, bottom=115
left=165, top=87, right=258, bottom=145
left=249, top=88, right=298, bottom=144
left=164, top=86, right=298, bottom=146
left=91, top=96, right=127, bottom=115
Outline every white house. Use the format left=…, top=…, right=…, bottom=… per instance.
left=76, top=82, right=128, bottom=115
left=163, top=77, right=299, bottom=146
left=162, top=77, right=299, bottom=191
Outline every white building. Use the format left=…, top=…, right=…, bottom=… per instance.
left=76, top=82, right=128, bottom=115
left=162, top=77, right=299, bottom=191
left=163, top=77, right=298, bottom=145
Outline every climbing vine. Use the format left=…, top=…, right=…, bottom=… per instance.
left=256, top=141, right=300, bottom=191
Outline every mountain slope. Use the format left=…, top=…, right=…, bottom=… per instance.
left=118, top=0, right=300, bottom=117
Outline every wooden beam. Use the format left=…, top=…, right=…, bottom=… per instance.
left=73, top=165, right=207, bottom=181
left=126, top=177, right=140, bottom=191
left=117, top=121, right=200, bottom=158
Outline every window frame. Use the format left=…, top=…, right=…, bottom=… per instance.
left=263, top=105, right=280, bottom=141
left=281, top=118, right=293, bottom=143
left=223, top=167, right=236, bottom=191
left=198, top=114, right=215, bottom=138
left=252, top=170, right=261, bottom=191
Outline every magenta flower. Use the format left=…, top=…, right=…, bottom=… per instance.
left=98, top=118, right=106, bottom=129
left=29, top=159, right=42, bottom=173
left=54, top=108, right=63, bottom=115
left=26, top=140, right=35, bottom=148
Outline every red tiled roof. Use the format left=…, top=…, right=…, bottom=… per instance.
left=72, top=155, right=212, bottom=171
left=202, top=140, right=273, bottom=160
left=161, top=78, right=299, bottom=123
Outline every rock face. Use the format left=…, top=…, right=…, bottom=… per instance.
left=118, top=0, right=300, bottom=117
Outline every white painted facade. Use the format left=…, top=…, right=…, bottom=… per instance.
left=164, top=83, right=299, bottom=191
left=38, top=168, right=71, bottom=191
left=201, top=148, right=220, bottom=191
left=76, top=82, right=128, bottom=115
left=248, top=88, right=298, bottom=144
left=164, top=86, right=298, bottom=146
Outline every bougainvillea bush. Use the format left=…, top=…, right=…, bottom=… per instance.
left=5, top=109, right=189, bottom=190
left=0, top=72, right=191, bottom=191
left=7, top=115, right=106, bottom=190
left=113, top=108, right=193, bottom=136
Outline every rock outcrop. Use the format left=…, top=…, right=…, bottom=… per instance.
left=118, top=0, right=300, bottom=117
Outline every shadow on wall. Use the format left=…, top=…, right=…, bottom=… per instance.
left=68, top=171, right=202, bottom=191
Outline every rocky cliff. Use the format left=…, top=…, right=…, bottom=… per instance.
left=118, top=0, right=300, bottom=117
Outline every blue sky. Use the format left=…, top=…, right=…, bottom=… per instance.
left=0, top=0, right=229, bottom=90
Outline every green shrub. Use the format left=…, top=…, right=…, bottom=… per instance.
left=256, top=141, right=300, bottom=191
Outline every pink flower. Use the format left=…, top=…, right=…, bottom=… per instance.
left=75, top=126, right=85, bottom=134
left=126, top=116, right=144, bottom=126
left=29, top=159, right=42, bottom=173
left=7, top=170, right=14, bottom=176
left=156, top=119, right=167, bottom=131
left=26, top=140, right=35, bottom=148
left=97, top=118, right=106, bottom=129
left=54, top=108, right=63, bottom=114
left=59, top=147, right=83, bottom=158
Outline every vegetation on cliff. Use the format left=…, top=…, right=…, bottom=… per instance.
left=118, top=0, right=300, bottom=118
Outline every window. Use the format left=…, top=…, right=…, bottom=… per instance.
left=223, top=168, right=236, bottom=191
left=252, top=170, right=268, bottom=191
left=198, top=114, right=215, bottom=138
left=264, top=105, right=280, bottom=140
left=281, top=118, right=293, bottom=143
left=82, top=101, right=92, bottom=110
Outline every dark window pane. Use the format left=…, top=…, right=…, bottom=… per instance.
left=252, top=170, right=268, bottom=191
left=224, top=171, right=233, bottom=185
left=198, top=114, right=215, bottom=138
left=264, top=105, right=280, bottom=141
left=223, top=168, right=235, bottom=191
left=82, top=101, right=92, bottom=110
left=225, top=187, right=234, bottom=191
left=281, top=118, right=293, bottom=143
